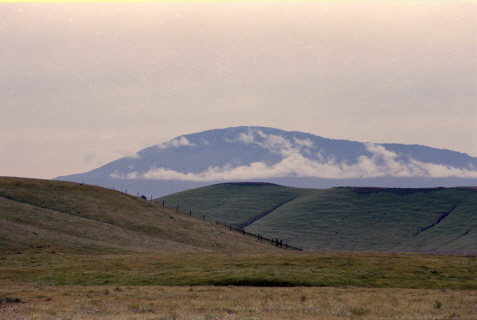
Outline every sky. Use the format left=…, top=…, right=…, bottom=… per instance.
left=1, top=1, right=476, bottom=180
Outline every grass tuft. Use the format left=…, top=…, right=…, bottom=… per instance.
left=0, top=295, right=22, bottom=304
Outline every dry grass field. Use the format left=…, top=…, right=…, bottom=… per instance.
left=1, top=284, right=476, bottom=320
left=1, top=252, right=477, bottom=319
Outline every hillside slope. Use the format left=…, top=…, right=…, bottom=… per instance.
left=156, top=183, right=477, bottom=252
left=0, top=177, right=279, bottom=254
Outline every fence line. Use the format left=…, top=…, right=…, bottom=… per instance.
left=96, top=186, right=302, bottom=250
left=160, top=201, right=302, bottom=251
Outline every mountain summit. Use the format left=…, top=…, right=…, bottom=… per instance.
left=55, top=126, right=477, bottom=197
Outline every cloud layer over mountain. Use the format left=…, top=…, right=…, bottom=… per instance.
left=110, top=128, right=477, bottom=182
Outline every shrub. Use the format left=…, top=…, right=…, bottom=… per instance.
left=0, top=295, right=22, bottom=304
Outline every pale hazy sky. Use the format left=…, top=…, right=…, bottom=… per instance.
left=1, top=1, right=476, bottom=179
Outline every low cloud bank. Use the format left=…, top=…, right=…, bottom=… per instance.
left=111, top=130, right=477, bottom=181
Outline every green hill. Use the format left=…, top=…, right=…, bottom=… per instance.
left=0, top=177, right=279, bottom=254
left=155, top=183, right=477, bottom=252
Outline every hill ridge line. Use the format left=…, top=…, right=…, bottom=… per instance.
left=237, top=196, right=300, bottom=229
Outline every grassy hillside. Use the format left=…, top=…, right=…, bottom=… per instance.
left=155, top=182, right=312, bottom=228
left=156, top=183, right=477, bottom=252
left=0, top=177, right=279, bottom=254
left=3, top=176, right=477, bottom=320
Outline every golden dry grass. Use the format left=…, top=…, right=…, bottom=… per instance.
left=1, top=284, right=476, bottom=319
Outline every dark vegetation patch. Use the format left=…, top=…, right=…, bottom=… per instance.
left=208, top=278, right=310, bottom=287
left=0, top=294, right=23, bottom=304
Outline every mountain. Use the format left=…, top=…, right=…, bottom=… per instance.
left=156, top=182, right=477, bottom=252
left=0, top=177, right=279, bottom=254
left=55, top=126, right=477, bottom=198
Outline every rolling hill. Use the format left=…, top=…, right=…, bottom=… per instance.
left=0, top=177, right=279, bottom=254
left=2, top=177, right=477, bottom=291
left=156, top=182, right=477, bottom=252
left=55, top=126, right=477, bottom=198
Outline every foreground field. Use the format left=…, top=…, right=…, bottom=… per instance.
left=0, top=250, right=477, bottom=290
left=1, top=252, right=476, bottom=289
left=1, top=284, right=476, bottom=320
left=1, top=252, right=476, bottom=319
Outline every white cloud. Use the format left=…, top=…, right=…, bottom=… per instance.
left=200, top=138, right=211, bottom=146
left=110, top=171, right=138, bottom=179
left=293, top=137, right=313, bottom=148
left=110, top=133, right=477, bottom=181
left=117, top=150, right=141, bottom=159
left=156, top=136, right=196, bottom=149
left=236, top=132, right=255, bottom=144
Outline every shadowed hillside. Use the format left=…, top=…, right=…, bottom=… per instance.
left=156, top=183, right=477, bottom=252
left=0, top=177, right=279, bottom=254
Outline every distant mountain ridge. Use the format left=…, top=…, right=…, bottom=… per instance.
left=55, top=126, right=477, bottom=197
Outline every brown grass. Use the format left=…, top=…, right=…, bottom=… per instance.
left=1, top=284, right=476, bottom=319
